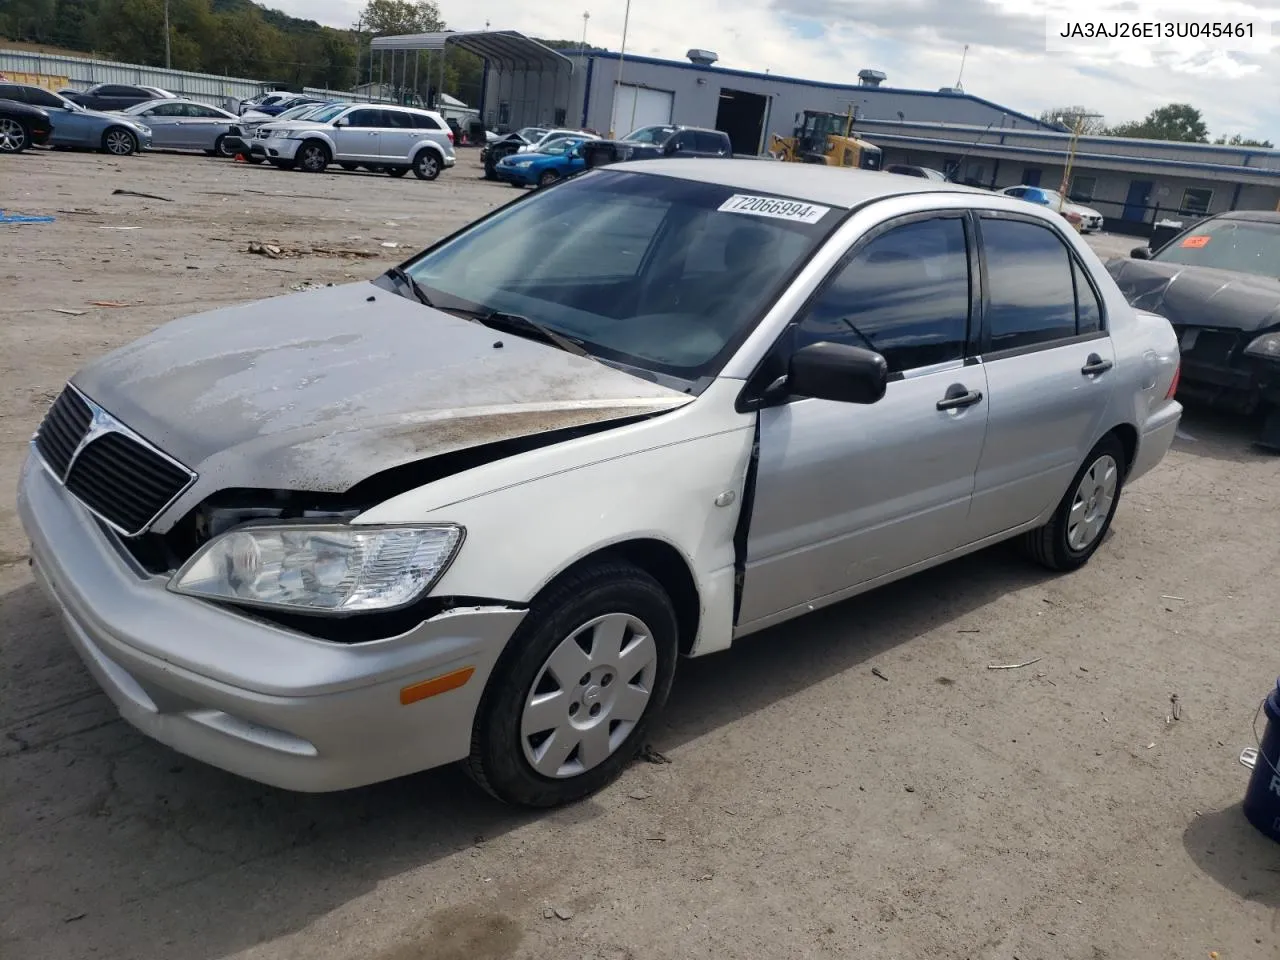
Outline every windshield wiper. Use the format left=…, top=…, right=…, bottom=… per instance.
left=838, top=317, right=879, bottom=354
left=386, top=266, right=434, bottom=308
left=469, top=310, right=592, bottom=357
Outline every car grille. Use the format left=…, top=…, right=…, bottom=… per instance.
left=1178, top=327, right=1243, bottom=367
left=34, top=385, right=196, bottom=537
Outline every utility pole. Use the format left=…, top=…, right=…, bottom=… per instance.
left=610, top=0, right=631, bottom=138
left=1056, top=111, right=1103, bottom=214
left=580, top=11, right=590, bottom=61
left=164, top=0, right=171, bottom=69
left=955, top=43, right=968, bottom=91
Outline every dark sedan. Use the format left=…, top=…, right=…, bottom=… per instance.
left=0, top=98, right=52, bottom=153
left=1106, top=210, right=1280, bottom=448
left=62, top=82, right=177, bottom=112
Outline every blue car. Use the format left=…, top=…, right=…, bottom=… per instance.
left=0, top=82, right=153, bottom=155
left=495, top=137, right=587, bottom=188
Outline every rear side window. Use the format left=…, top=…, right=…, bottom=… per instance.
left=100, top=85, right=139, bottom=97
left=22, top=86, right=65, bottom=109
left=795, top=216, right=972, bottom=373
left=981, top=218, right=1079, bottom=351
left=0, top=83, right=23, bottom=101
left=410, top=112, right=441, bottom=129
left=383, top=110, right=414, bottom=129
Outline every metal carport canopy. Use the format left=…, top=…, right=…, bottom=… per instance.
left=368, top=30, right=574, bottom=72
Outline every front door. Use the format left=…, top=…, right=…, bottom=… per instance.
left=332, top=108, right=384, bottom=162
left=739, top=213, right=989, bottom=627
left=1122, top=180, right=1154, bottom=222
left=140, top=102, right=186, bottom=148
left=967, top=214, right=1117, bottom=538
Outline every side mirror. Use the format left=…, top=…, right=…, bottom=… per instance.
left=784, top=342, right=888, bottom=405
left=664, top=140, right=682, bottom=155
left=1130, top=246, right=1152, bottom=259
left=333, top=117, right=347, bottom=127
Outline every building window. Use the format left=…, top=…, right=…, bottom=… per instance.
left=1180, top=188, right=1213, bottom=217
left=1070, top=175, right=1097, bottom=202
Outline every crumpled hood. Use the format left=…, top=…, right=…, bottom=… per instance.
left=1105, top=258, right=1280, bottom=332
left=70, top=282, right=691, bottom=497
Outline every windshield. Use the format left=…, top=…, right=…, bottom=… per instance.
left=517, top=127, right=547, bottom=141
left=1152, top=218, right=1280, bottom=279
left=274, top=102, right=326, bottom=122
left=623, top=125, right=674, bottom=144
left=539, top=139, right=581, bottom=156
left=403, top=170, right=840, bottom=383
left=305, top=103, right=349, bottom=124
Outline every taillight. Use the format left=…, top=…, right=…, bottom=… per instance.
left=1166, top=362, right=1181, bottom=399
left=447, top=131, right=454, bottom=143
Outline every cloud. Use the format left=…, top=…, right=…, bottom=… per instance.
left=266, top=0, right=1280, bottom=140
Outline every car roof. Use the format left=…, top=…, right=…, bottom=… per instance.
left=607, top=158, right=994, bottom=209
left=1214, top=209, right=1280, bottom=224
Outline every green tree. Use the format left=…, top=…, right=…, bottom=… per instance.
left=1214, top=133, right=1273, bottom=148
left=1037, top=106, right=1106, bottom=135
left=357, top=0, right=443, bottom=35
left=1107, top=103, right=1209, bottom=143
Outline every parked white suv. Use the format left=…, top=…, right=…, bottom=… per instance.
left=256, top=102, right=456, bottom=180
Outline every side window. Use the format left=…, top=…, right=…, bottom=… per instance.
left=1005, top=187, right=1025, bottom=198
left=383, top=110, right=413, bottom=128
left=189, top=105, right=223, bottom=118
left=1073, top=259, right=1103, bottom=335
left=0, top=84, right=22, bottom=101
left=981, top=217, right=1079, bottom=351
left=344, top=109, right=384, bottom=128
left=100, top=85, right=136, bottom=97
left=23, top=87, right=65, bottom=109
left=150, top=102, right=186, bottom=116
left=795, top=216, right=972, bottom=374
left=695, top=131, right=724, bottom=153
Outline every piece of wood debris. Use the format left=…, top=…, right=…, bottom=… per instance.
left=988, top=657, right=1043, bottom=670
left=89, top=300, right=128, bottom=308
left=52, top=308, right=86, bottom=316
left=871, top=667, right=889, bottom=681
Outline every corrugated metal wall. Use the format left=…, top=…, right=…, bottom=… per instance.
left=0, top=48, right=357, bottom=108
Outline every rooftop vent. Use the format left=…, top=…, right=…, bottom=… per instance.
left=858, top=69, right=887, bottom=87
left=687, top=49, right=719, bottom=66
left=938, top=86, right=963, bottom=94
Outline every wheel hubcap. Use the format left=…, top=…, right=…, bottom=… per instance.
left=420, top=157, right=437, bottom=175
left=1067, top=454, right=1118, bottom=551
left=107, top=131, right=131, bottom=154
left=521, top=613, right=658, bottom=779
left=303, top=148, right=323, bottom=170
left=0, top=119, right=24, bottom=151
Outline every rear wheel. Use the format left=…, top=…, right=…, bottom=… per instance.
left=1019, top=434, right=1126, bottom=571
left=412, top=149, right=441, bottom=181
left=0, top=117, right=28, bottom=153
left=296, top=140, right=329, bottom=173
left=467, top=561, right=678, bottom=808
left=537, top=169, right=561, bottom=188
left=102, top=127, right=137, bottom=156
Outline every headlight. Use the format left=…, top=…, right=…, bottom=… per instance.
left=513, top=159, right=533, bottom=167
left=169, top=524, right=464, bottom=614
left=135, top=124, right=151, bottom=136
left=1244, top=331, right=1280, bottom=359
left=271, top=128, right=290, bottom=138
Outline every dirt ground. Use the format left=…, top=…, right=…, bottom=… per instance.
left=1, top=148, right=1278, bottom=960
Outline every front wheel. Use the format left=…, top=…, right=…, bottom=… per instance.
left=467, top=561, right=678, bottom=807
left=212, top=134, right=233, bottom=157
left=102, top=127, right=137, bottom=156
left=537, top=169, right=561, bottom=188
left=1019, top=433, right=1126, bottom=571
left=296, top=140, right=329, bottom=173
left=0, top=117, right=28, bottom=153
left=413, top=149, right=441, bottom=181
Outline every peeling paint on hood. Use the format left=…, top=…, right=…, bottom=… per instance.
left=70, top=282, right=692, bottom=499
left=1105, top=258, right=1280, bottom=333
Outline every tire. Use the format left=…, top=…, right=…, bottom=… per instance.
left=1019, top=433, right=1126, bottom=572
left=246, top=154, right=266, bottom=165
left=537, top=169, right=560, bottom=188
left=387, top=166, right=408, bottom=178
left=102, top=127, right=137, bottom=156
left=467, top=561, right=679, bottom=808
left=274, top=159, right=296, bottom=171
left=212, top=134, right=232, bottom=157
left=0, top=117, right=30, bottom=153
left=412, top=149, right=441, bottom=181
left=296, top=140, right=329, bottom=173
left=483, top=163, right=497, bottom=180
left=340, top=162, right=359, bottom=171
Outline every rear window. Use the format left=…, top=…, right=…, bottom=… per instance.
left=405, top=171, right=843, bottom=384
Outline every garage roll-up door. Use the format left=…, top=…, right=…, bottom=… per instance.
left=610, top=85, right=673, bottom=137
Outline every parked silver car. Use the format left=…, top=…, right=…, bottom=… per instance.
left=0, top=82, right=152, bottom=155
left=18, top=162, right=1181, bottom=808
left=255, top=102, right=456, bottom=179
left=116, top=99, right=240, bottom=155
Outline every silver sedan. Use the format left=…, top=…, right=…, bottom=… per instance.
left=116, top=98, right=240, bottom=155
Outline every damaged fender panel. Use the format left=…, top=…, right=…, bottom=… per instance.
left=1105, top=258, right=1280, bottom=333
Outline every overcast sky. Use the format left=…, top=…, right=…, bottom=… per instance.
left=274, top=0, right=1279, bottom=141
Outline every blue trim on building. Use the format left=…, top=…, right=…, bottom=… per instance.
left=1230, top=181, right=1244, bottom=210
left=585, top=51, right=1057, bottom=131
left=870, top=132, right=1280, bottom=180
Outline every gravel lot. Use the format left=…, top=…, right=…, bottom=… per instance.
left=2, top=149, right=1277, bottom=960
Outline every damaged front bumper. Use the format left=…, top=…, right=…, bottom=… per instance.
left=17, top=454, right=526, bottom=792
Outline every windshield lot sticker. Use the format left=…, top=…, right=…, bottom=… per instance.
left=1181, top=235, right=1211, bottom=248
left=719, top=194, right=831, bottom=224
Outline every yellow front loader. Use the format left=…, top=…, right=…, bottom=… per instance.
left=769, top=108, right=883, bottom=170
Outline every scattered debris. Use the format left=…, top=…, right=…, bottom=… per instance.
left=99, top=225, right=141, bottom=230
left=1102, top=713, right=1109, bottom=723
left=639, top=745, right=671, bottom=765
left=628, top=789, right=651, bottom=800
left=871, top=667, right=890, bottom=682
left=904, top=785, right=916, bottom=793
left=1146, top=742, right=1156, bottom=749
left=0, top=210, right=55, bottom=224
left=1169, top=694, right=1181, bottom=722
left=553, top=907, right=574, bottom=921
left=51, top=308, right=86, bottom=316
left=697, top=874, right=713, bottom=882
left=988, top=657, right=1043, bottom=671
left=958, top=628, right=981, bottom=634
left=289, top=281, right=334, bottom=293
left=1240, top=747, right=1259, bottom=769
left=1161, top=595, right=1187, bottom=602
left=89, top=300, right=129, bottom=308
left=112, top=188, right=172, bottom=202
left=936, top=677, right=955, bottom=686
left=385, top=221, right=400, bottom=227
left=542, top=908, right=554, bottom=920
left=645, top=836, right=667, bottom=842
left=380, top=241, right=400, bottom=248
left=63, top=913, right=86, bottom=923
left=1079, top=666, right=1089, bottom=672
left=248, top=240, right=377, bottom=260
left=248, top=241, right=284, bottom=258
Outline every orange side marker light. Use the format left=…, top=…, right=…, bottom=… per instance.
left=400, top=667, right=475, bottom=706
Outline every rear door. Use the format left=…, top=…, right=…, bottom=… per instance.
left=332, top=108, right=383, bottom=161
left=739, top=212, right=989, bottom=626
left=379, top=109, right=423, bottom=161
left=967, top=212, right=1117, bottom=539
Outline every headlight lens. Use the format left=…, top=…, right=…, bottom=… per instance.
left=169, top=524, right=464, bottom=614
left=1244, top=331, right=1280, bottom=359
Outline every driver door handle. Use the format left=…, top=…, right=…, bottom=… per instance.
left=1082, top=353, right=1114, bottom=376
left=937, top=385, right=984, bottom=411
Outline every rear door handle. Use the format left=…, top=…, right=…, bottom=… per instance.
left=1082, top=353, right=1114, bottom=376
left=937, top=385, right=984, bottom=411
